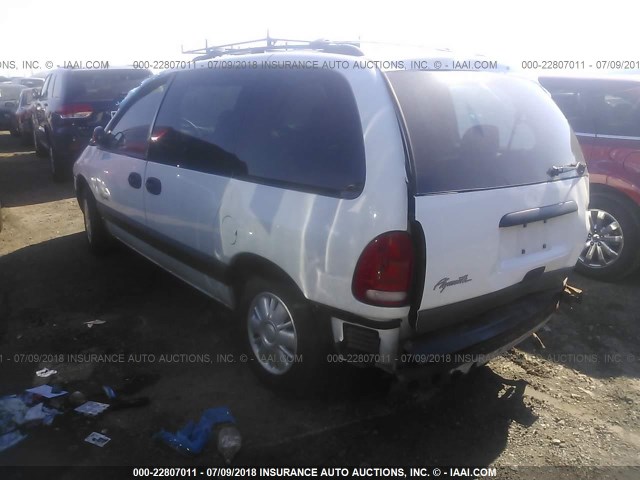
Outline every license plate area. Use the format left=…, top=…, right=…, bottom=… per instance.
left=500, top=219, right=550, bottom=259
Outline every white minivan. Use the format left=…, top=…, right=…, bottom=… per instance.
left=73, top=41, right=589, bottom=389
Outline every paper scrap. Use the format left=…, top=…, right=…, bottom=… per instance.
left=84, top=431, right=111, bottom=447
left=75, top=401, right=109, bottom=416
left=84, top=320, right=106, bottom=328
left=35, top=368, right=57, bottom=378
left=25, top=385, right=68, bottom=399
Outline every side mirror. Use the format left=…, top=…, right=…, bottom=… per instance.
left=91, top=126, right=109, bottom=147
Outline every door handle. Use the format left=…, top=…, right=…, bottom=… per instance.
left=145, top=177, right=162, bottom=195
left=128, top=172, right=142, bottom=189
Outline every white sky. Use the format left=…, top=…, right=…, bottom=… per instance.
left=0, top=0, right=636, bottom=76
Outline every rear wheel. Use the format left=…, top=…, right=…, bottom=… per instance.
left=81, top=188, right=112, bottom=255
left=576, top=191, right=640, bottom=281
left=34, top=129, right=46, bottom=158
left=239, top=277, right=325, bottom=391
left=21, top=123, right=34, bottom=147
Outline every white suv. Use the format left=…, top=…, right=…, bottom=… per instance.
left=73, top=41, right=589, bottom=389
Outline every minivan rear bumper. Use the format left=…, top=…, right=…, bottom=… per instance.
left=330, top=273, right=568, bottom=376
left=396, top=286, right=562, bottom=380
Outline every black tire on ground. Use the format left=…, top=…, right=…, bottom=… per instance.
left=239, top=277, right=326, bottom=391
left=10, top=128, right=20, bottom=138
left=575, top=191, right=640, bottom=281
left=49, top=144, right=66, bottom=183
left=21, top=125, right=34, bottom=147
left=34, top=130, right=47, bottom=158
left=80, top=187, right=112, bottom=255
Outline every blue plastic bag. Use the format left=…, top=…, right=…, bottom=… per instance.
left=155, top=407, right=236, bottom=455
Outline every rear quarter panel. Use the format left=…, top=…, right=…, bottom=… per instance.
left=216, top=58, right=410, bottom=320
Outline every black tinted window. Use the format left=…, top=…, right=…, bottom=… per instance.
left=149, top=68, right=365, bottom=197
left=387, top=71, right=583, bottom=194
left=548, top=92, right=595, bottom=134
left=19, top=89, right=33, bottom=106
left=108, top=81, right=168, bottom=158
left=0, top=84, right=24, bottom=102
left=50, top=74, right=60, bottom=98
left=541, top=78, right=640, bottom=138
left=64, top=70, right=152, bottom=102
left=590, top=86, right=640, bottom=137
left=39, top=75, right=51, bottom=99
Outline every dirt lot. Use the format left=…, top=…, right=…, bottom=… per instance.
left=0, top=131, right=639, bottom=478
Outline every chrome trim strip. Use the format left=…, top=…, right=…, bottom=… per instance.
left=575, top=132, right=640, bottom=141
left=597, top=134, right=640, bottom=141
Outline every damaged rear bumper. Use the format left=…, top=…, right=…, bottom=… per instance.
left=396, top=287, right=562, bottom=380
left=330, top=276, right=579, bottom=378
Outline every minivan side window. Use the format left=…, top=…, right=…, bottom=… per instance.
left=107, top=80, right=168, bottom=159
left=51, top=74, right=61, bottom=99
left=591, top=86, right=640, bottom=138
left=40, top=75, right=51, bottom=100
left=148, top=68, right=366, bottom=197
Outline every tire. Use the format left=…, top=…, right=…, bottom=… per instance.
left=49, top=144, right=66, bottom=183
left=10, top=128, right=20, bottom=138
left=81, top=188, right=112, bottom=255
left=239, top=277, right=326, bottom=391
left=34, top=129, right=46, bottom=158
left=575, top=191, right=640, bottom=281
left=21, top=124, right=34, bottom=147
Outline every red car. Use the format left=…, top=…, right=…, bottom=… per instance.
left=540, top=75, right=640, bottom=280
left=12, top=87, right=39, bottom=145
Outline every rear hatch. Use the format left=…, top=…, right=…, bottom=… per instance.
left=0, top=84, right=24, bottom=123
left=386, top=71, right=589, bottom=332
left=60, top=69, right=152, bottom=136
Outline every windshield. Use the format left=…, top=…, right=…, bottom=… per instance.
left=0, top=84, right=25, bottom=102
left=65, top=70, right=152, bottom=102
left=386, top=71, right=584, bottom=194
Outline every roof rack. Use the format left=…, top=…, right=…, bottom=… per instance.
left=181, top=35, right=365, bottom=60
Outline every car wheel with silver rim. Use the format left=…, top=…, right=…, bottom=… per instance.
left=576, top=191, right=640, bottom=281
left=240, top=277, right=325, bottom=390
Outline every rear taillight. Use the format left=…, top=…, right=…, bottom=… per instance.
left=352, top=231, right=414, bottom=307
left=58, top=104, right=93, bottom=119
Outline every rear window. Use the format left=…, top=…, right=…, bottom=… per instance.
left=387, top=71, right=582, bottom=194
left=0, top=84, right=24, bottom=102
left=64, top=70, right=152, bottom=102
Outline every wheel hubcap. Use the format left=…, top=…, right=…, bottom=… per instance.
left=579, top=209, right=624, bottom=268
left=247, top=292, right=297, bottom=375
left=83, top=198, right=93, bottom=243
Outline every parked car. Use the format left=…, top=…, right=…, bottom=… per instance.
left=33, top=68, right=152, bottom=181
left=0, top=83, right=25, bottom=134
left=74, top=43, right=589, bottom=390
left=12, top=87, right=39, bottom=144
left=8, top=77, right=45, bottom=89
left=539, top=75, right=640, bottom=280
